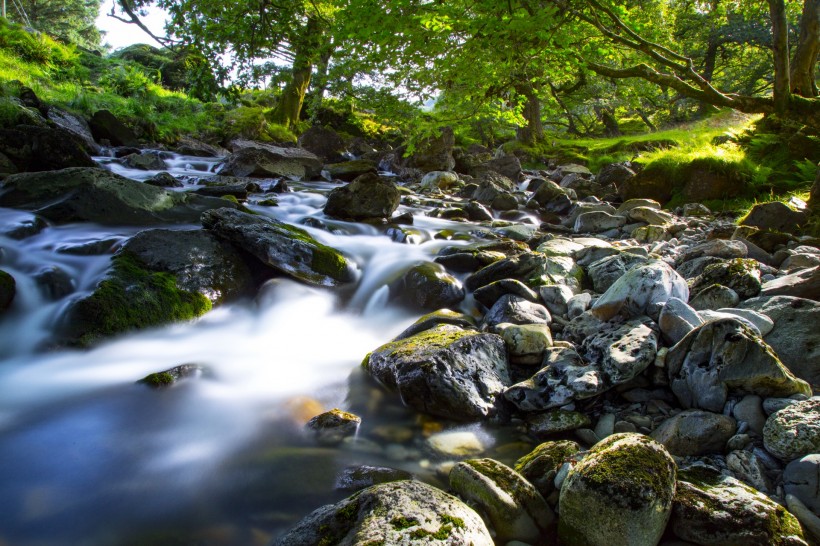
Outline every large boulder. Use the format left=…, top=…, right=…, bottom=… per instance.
left=89, top=109, right=139, bottom=146
left=0, top=167, right=234, bottom=225
left=323, top=159, right=377, bottom=182
left=763, top=398, right=820, bottom=461
left=117, top=229, right=254, bottom=304
left=740, top=296, right=820, bottom=387
left=47, top=107, right=100, bottom=154
left=741, top=201, right=808, bottom=234
left=587, top=253, right=649, bottom=293
left=391, top=262, right=464, bottom=311
left=558, top=433, right=677, bottom=546
left=217, top=140, right=322, bottom=180
left=760, top=266, right=820, bottom=300
left=297, top=125, right=346, bottom=163
left=689, top=258, right=762, bottom=300
left=0, top=125, right=96, bottom=172
left=449, top=458, right=554, bottom=543
left=591, top=260, right=689, bottom=321
left=671, top=466, right=806, bottom=546
left=324, top=173, right=400, bottom=221
left=666, top=318, right=812, bottom=412
left=364, top=324, right=510, bottom=421
left=201, top=208, right=356, bottom=287
left=273, top=480, right=493, bottom=546
left=578, top=318, right=658, bottom=386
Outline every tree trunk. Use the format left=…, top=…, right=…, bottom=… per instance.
left=516, top=90, right=543, bottom=144
left=636, top=108, right=656, bottom=132
left=270, top=16, right=323, bottom=128
left=698, top=40, right=720, bottom=116
left=308, top=40, right=334, bottom=124
left=768, top=0, right=792, bottom=114
left=595, top=105, right=621, bottom=137
left=791, top=0, right=820, bottom=97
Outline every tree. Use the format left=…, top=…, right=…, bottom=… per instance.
left=9, top=0, right=102, bottom=49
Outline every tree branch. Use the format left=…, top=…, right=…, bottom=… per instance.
left=109, top=1, right=178, bottom=49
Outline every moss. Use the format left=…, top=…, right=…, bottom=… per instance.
left=515, top=440, right=581, bottom=475
left=70, top=253, right=211, bottom=345
left=375, top=325, right=478, bottom=361
left=391, top=516, right=418, bottom=530
left=142, top=372, right=174, bottom=387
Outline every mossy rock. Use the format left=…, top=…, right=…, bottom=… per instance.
left=690, top=258, right=762, bottom=300
left=0, top=269, right=15, bottom=312
left=391, top=262, right=465, bottom=311
left=273, top=480, right=492, bottom=545
left=515, top=440, right=581, bottom=499
left=139, top=364, right=206, bottom=389
left=64, top=254, right=212, bottom=346
left=558, top=433, right=677, bottom=546
left=393, top=308, right=477, bottom=340
left=671, top=465, right=806, bottom=545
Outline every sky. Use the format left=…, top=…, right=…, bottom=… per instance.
left=95, top=3, right=169, bottom=51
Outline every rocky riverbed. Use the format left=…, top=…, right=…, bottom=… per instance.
left=1, top=106, right=819, bottom=545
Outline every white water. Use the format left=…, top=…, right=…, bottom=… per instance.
left=0, top=153, right=493, bottom=545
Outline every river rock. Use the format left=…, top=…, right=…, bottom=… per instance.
left=324, top=172, right=400, bottom=221
left=763, top=398, right=820, bottom=461
left=497, top=322, right=552, bottom=364
left=0, top=167, right=234, bottom=225
left=733, top=394, right=767, bottom=435
left=539, top=284, right=574, bottom=316
left=650, top=410, right=736, bottom=456
left=466, top=252, right=567, bottom=291
left=435, top=239, right=527, bottom=273
left=0, top=269, right=16, bottom=312
left=527, top=410, right=591, bottom=438
left=690, top=258, right=762, bottom=300
left=47, top=107, right=100, bottom=154
left=324, top=159, right=377, bottom=182
left=364, top=325, right=510, bottom=421
left=677, top=256, right=724, bottom=280
left=117, top=228, right=254, bottom=304
left=679, top=239, right=748, bottom=263
left=334, top=465, right=414, bottom=492
left=659, top=297, right=704, bottom=345
left=504, top=345, right=606, bottom=411
left=202, top=208, right=356, bottom=287
left=727, top=450, right=772, bottom=493
left=558, top=433, right=677, bottom=546
left=121, top=151, right=167, bottom=171
left=392, top=262, right=464, bottom=310
left=573, top=211, right=627, bottom=233
left=449, top=458, right=554, bottom=543
left=273, top=480, right=492, bottom=545
left=473, top=279, right=540, bottom=309
left=420, top=170, right=460, bottom=191
left=0, top=124, right=96, bottom=172
left=741, top=201, right=808, bottom=234
left=482, top=294, right=550, bottom=331
left=667, top=318, right=811, bottom=412
left=627, top=206, right=677, bottom=225
left=528, top=179, right=567, bottom=207
left=145, top=172, right=183, bottom=188
left=426, top=430, right=487, bottom=458
left=598, top=162, right=636, bottom=189
left=393, top=309, right=477, bottom=340
left=591, top=260, right=688, bottom=321
left=740, top=296, right=820, bottom=387
left=671, top=466, right=806, bottom=546
left=587, top=252, right=650, bottom=293
left=760, top=266, right=820, bottom=300
left=515, top=440, right=582, bottom=499
left=689, top=284, right=741, bottom=310
left=404, top=126, right=455, bottom=172
left=139, top=363, right=205, bottom=388
left=579, top=318, right=658, bottom=386
left=306, top=409, right=361, bottom=445
left=784, top=455, right=820, bottom=514
left=218, top=140, right=322, bottom=180
left=89, top=109, right=139, bottom=146
left=296, top=125, right=345, bottom=162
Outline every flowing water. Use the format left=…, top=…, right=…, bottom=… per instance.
left=0, top=154, right=528, bottom=545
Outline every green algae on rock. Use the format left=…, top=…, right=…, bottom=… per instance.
left=558, top=433, right=677, bottom=546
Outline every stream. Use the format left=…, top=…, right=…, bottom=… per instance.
left=0, top=153, right=530, bottom=545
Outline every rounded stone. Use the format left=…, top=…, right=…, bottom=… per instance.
left=764, top=398, right=820, bottom=461
left=650, top=410, right=736, bottom=456
left=558, top=433, right=677, bottom=546
left=784, top=455, right=820, bottom=514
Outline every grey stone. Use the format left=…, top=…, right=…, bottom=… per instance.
left=566, top=292, right=592, bottom=319
left=497, top=323, right=552, bottom=365
left=580, top=318, right=658, bottom=386
left=324, top=173, right=400, bottom=220
left=539, top=284, right=574, bottom=316
left=587, top=252, right=650, bottom=293
left=574, top=211, right=627, bottom=233
left=306, top=409, right=361, bottom=446
left=482, top=294, right=551, bottom=331
left=659, top=297, right=704, bottom=345
left=365, top=325, right=510, bottom=421
left=764, top=398, right=820, bottom=461
left=667, top=318, right=811, bottom=412
left=679, top=239, right=748, bottom=262
left=650, top=410, right=736, bottom=456
left=784, top=454, right=820, bottom=514
left=689, top=284, right=740, bottom=310
left=527, top=410, right=591, bottom=438
left=727, top=450, right=771, bottom=492
left=732, top=394, right=767, bottom=435
left=760, top=266, right=820, bottom=301
left=219, top=140, right=322, bottom=180
left=392, top=262, right=464, bottom=311
left=591, top=260, right=688, bottom=321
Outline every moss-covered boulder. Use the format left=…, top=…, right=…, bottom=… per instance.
left=690, top=258, right=762, bottom=300
left=89, top=109, right=139, bottom=147
left=667, top=318, right=812, bottom=412
left=306, top=408, right=361, bottom=446
left=527, top=409, right=591, bottom=439
left=391, top=262, right=464, bottom=311
left=0, top=269, right=15, bottom=312
left=449, top=458, right=555, bottom=543
left=202, top=208, right=356, bottom=287
left=515, top=440, right=582, bottom=500
left=763, top=398, right=820, bottom=461
left=0, top=167, right=235, bottom=225
left=558, top=433, right=677, bottom=546
left=324, top=172, right=400, bottom=221
left=393, top=309, right=477, bottom=340
left=0, top=124, right=96, bottom=172
left=435, top=239, right=528, bottom=273
left=671, top=466, right=806, bottom=546
left=404, top=126, right=456, bottom=173
left=273, top=480, right=492, bottom=545
left=364, top=324, right=510, bottom=421
left=63, top=253, right=212, bottom=346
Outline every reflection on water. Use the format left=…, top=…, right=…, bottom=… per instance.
left=0, top=152, right=527, bottom=545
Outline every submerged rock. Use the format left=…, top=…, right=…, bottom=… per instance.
left=202, top=208, right=356, bottom=287
left=273, top=480, right=492, bottom=545
left=0, top=167, right=234, bottom=225
left=306, top=409, right=361, bottom=446
left=364, top=324, right=509, bottom=421
left=558, top=433, right=677, bottom=546
left=139, top=363, right=206, bottom=388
